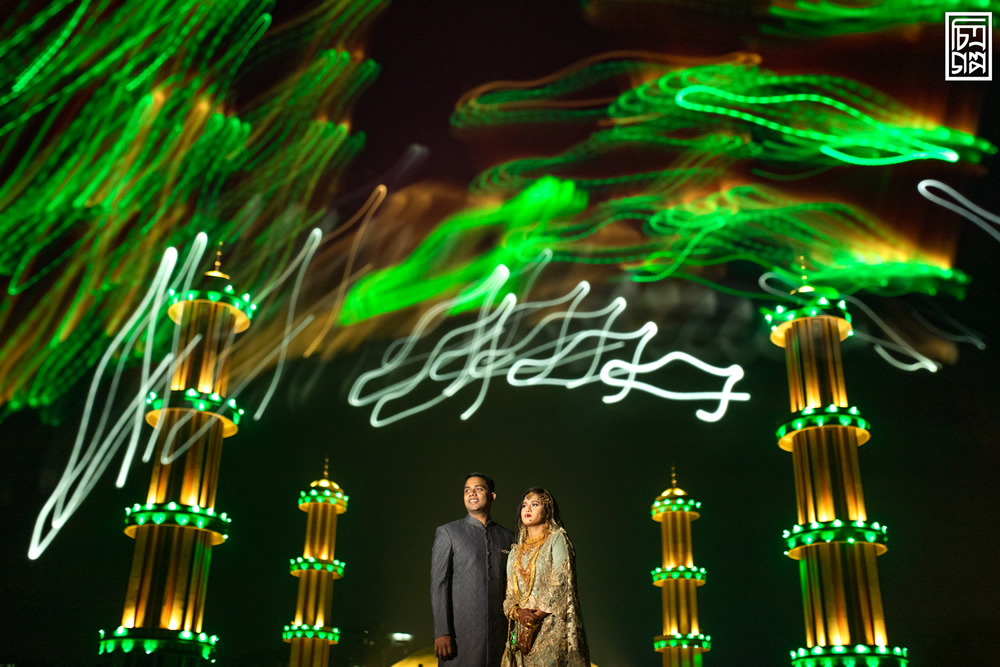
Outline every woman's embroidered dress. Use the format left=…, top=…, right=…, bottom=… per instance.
left=501, top=527, right=589, bottom=666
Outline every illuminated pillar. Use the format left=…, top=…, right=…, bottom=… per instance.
left=282, top=462, right=349, bottom=666
left=99, top=254, right=255, bottom=664
left=650, top=470, right=710, bottom=667
left=764, top=295, right=909, bottom=666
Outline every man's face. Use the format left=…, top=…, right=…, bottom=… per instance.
left=463, top=476, right=494, bottom=514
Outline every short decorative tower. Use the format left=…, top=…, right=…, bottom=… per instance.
left=650, top=468, right=710, bottom=667
left=283, top=460, right=350, bottom=666
left=764, top=293, right=908, bottom=666
left=99, top=246, right=255, bottom=664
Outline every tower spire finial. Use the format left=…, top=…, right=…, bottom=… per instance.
left=205, top=241, right=231, bottom=280
left=671, top=465, right=677, bottom=489
left=323, top=457, right=329, bottom=480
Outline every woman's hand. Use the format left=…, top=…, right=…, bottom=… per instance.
left=516, top=608, right=538, bottom=626
left=518, top=608, right=548, bottom=625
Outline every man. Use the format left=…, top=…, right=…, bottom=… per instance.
left=431, top=473, right=515, bottom=666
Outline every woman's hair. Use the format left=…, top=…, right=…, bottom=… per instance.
left=515, top=487, right=563, bottom=541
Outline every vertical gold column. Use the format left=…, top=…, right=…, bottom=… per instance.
left=651, top=477, right=710, bottom=667
left=284, top=471, right=349, bottom=667
left=767, top=299, right=908, bottom=666
left=784, top=318, right=867, bottom=526
left=120, top=414, right=225, bottom=633
left=100, top=266, right=254, bottom=665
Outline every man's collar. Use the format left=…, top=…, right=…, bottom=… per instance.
left=464, top=513, right=493, bottom=528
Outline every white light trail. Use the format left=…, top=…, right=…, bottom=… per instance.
left=843, top=294, right=940, bottom=373
left=30, top=229, right=323, bottom=559
left=918, top=179, right=1000, bottom=245
left=31, top=241, right=192, bottom=559
left=248, top=227, right=322, bottom=420
left=349, top=253, right=750, bottom=427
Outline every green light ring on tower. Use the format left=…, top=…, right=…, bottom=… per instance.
left=298, top=488, right=349, bottom=513
left=97, top=626, right=219, bottom=659
left=789, top=643, right=908, bottom=666
left=145, top=389, right=246, bottom=437
left=762, top=296, right=853, bottom=347
left=776, top=404, right=870, bottom=451
left=653, top=633, right=712, bottom=651
left=124, top=502, right=231, bottom=545
left=282, top=623, right=340, bottom=644
left=651, top=565, right=706, bottom=586
left=289, top=556, right=345, bottom=578
left=165, top=286, right=256, bottom=333
left=782, top=519, right=889, bottom=559
left=650, top=496, right=701, bottom=519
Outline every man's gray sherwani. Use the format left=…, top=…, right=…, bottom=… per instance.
left=431, top=515, right=515, bottom=666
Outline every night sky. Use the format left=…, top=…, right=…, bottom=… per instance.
left=2, top=2, right=999, bottom=666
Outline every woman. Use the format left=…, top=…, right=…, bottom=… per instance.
left=502, top=487, right=589, bottom=667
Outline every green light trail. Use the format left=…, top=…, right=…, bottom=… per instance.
left=766, top=0, right=999, bottom=37
left=581, top=0, right=999, bottom=36
left=339, top=177, right=589, bottom=324
left=2, top=4, right=995, bottom=420
left=0, top=0, right=387, bottom=418
left=457, top=57, right=993, bottom=199
left=337, top=177, right=967, bottom=326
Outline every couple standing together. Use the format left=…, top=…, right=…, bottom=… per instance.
left=430, top=473, right=590, bottom=666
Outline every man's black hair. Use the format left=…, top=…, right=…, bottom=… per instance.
left=465, top=472, right=495, bottom=494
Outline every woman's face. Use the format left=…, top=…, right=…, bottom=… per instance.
left=520, top=493, right=546, bottom=528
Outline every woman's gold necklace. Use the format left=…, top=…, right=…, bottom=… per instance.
left=513, top=529, right=548, bottom=605
left=523, top=530, right=547, bottom=545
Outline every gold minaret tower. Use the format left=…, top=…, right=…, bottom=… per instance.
left=650, top=468, right=710, bottom=667
left=765, top=294, right=908, bottom=666
left=99, top=246, right=255, bottom=663
left=283, top=459, right=349, bottom=666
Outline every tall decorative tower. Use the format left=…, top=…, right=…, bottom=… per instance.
left=283, top=460, right=349, bottom=667
left=650, top=469, right=710, bottom=667
left=764, top=294, right=908, bottom=666
left=98, top=248, right=254, bottom=664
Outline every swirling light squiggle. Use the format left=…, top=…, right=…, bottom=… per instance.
left=349, top=252, right=750, bottom=427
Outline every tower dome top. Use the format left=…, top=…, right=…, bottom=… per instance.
left=310, top=457, right=341, bottom=491
left=655, top=466, right=691, bottom=500
left=657, top=486, right=688, bottom=499
left=650, top=467, right=700, bottom=521
left=310, top=477, right=343, bottom=492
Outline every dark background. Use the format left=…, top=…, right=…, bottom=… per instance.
left=2, top=1, right=999, bottom=665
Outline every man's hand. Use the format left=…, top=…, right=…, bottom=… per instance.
left=434, top=635, right=455, bottom=659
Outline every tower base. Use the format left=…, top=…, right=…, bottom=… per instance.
left=99, top=627, right=218, bottom=665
